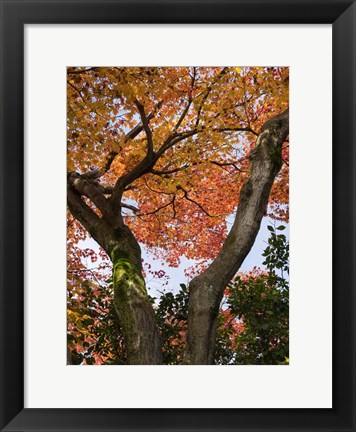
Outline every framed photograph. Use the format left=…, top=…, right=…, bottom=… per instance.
left=1, top=0, right=355, bottom=431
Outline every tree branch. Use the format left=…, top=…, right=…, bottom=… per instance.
left=67, top=67, right=98, bottom=75
left=121, top=203, right=140, bottom=213
left=67, top=80, right=86, bottom=104
left=172, top=68, right=196, bottom=133
left=134, top=99, right=154, bottom=158
left=177, top=185, right=225, bottom=218
left=195, top=67, right=228, bottom=127
left=67, top=182, right=112, bottom=249
left=150, top=164, right=189, bottom=176
left=209, top=160, right=245, bottom=172
left=211, top=126, right=258, bottom=136
left=186, top=107, right=289, bottom=364
left=83, top=103, right=162, bottom=180
left=199, top=108, right=289, bottom=287
left=68, top=172, right=110, bottom=218
left=138, top=195, right=176, bottom=217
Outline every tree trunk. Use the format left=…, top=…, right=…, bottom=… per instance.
left=108, top=229, right=162, bottom=365
left=185, top=109, right=289, bottom=365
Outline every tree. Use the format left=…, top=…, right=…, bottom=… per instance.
left=67, top=66, right=289, bottom=365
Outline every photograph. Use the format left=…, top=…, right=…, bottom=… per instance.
left=67, top=66, right=289, bottom=366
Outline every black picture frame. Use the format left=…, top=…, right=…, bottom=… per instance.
left=1, top=0, right=355, bottom=431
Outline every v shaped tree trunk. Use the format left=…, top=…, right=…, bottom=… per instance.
left=67, top=105, right=288, bottom=365
left=185, top=109, right=289, bottom=364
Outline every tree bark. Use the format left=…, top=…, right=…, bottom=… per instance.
left=185, top=108, right=289, bottom=365
left=108, top=228, right=162, bottom=364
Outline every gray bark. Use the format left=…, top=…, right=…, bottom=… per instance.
left=185, top=109, right=289, bottom=365
left=109, top=228, right=162, bottom=364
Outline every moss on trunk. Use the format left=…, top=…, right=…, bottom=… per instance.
left=111, top=250, right=162, bottom=365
